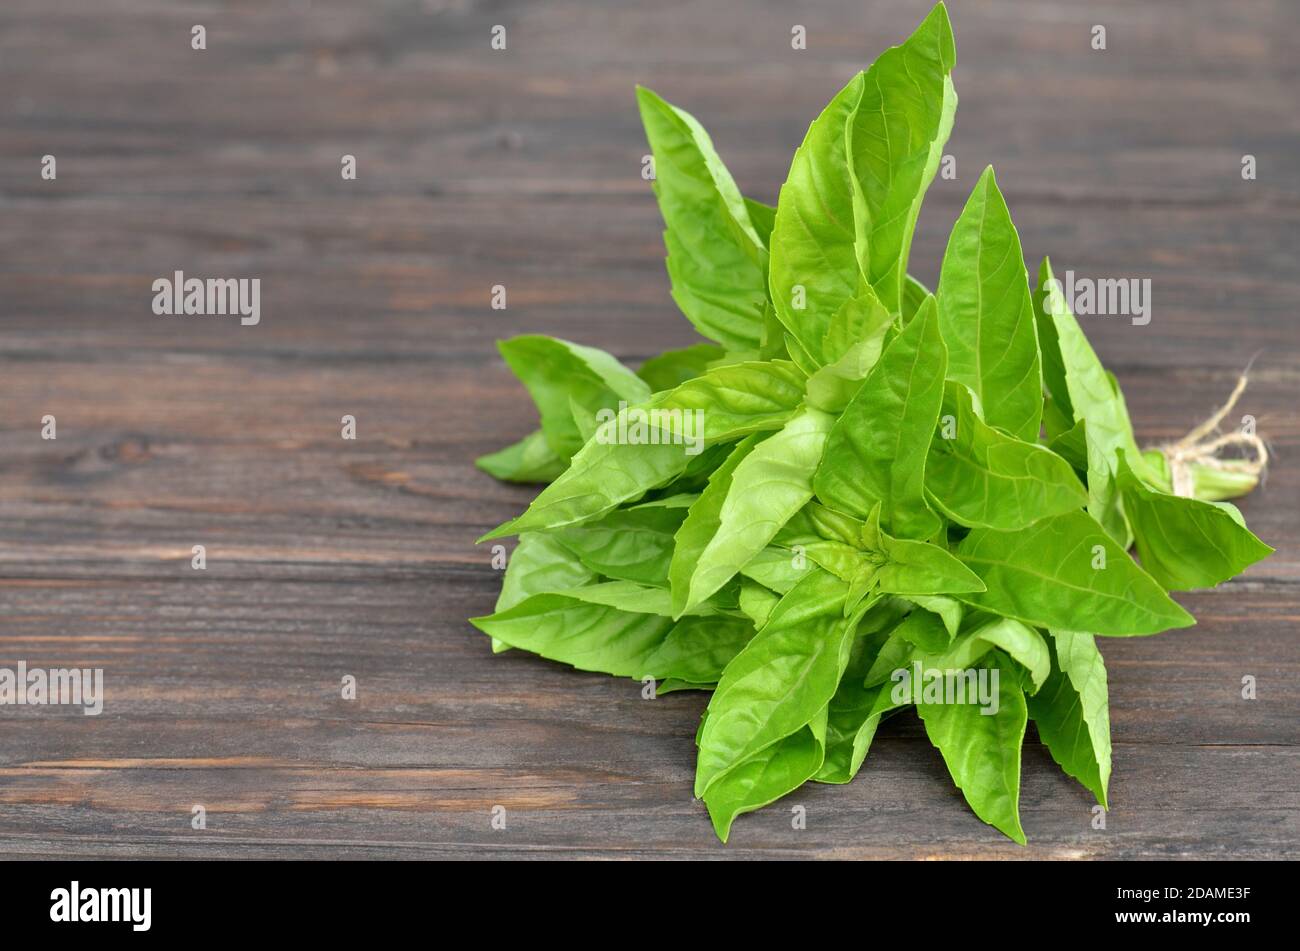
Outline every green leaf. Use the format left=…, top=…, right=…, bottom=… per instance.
left=936, top=166, right=1042, bottom=442
left=894, top=608, right=952, bottom=654
left=806, top=288, right=896, bottom=413
left=695, top=570, right=853, bottom=796
left=737, top=546, right=812, bottom=595
left=816, top=601, right=910, bottom=783
left=495, top=533, right=598, bottom=613
left=1034, top=263, right=1074, bottom=431
left=704, top=709, right=826, bottom=841
left=548, top=581, right=695, bottom=617
left=471, top=591, right=751, bottom=681
left=956, top=510, right=1196, bottom=636
left=641, top=614, right=757, bottom=683
left=821, top=284, right=895, bottom=365
left=743, top=196, right=777, bottom=247
left=927, top=381, right=1087, bottom=529
left=898, top=614, right=1047, bottom=700
left=1036, top=258, right=1140, bottom=543
left=814, top=296, right=947, bottom=538
left=670, top=435, right=765, bottom=616
left=491, top=531, right=599, bottom=653
left=738, top=579, right=781, bottom=628
left=685, top=407, right=835, bottom=612
left=498, top=335, right=651, bottom=460
left=768, top=4, right=956, bottom=360
left=657, top=678, right=715, bottom=695
left=957, top=617, right=1050, bottom=694
left=637, top=342, right=726, bottom=393
left=817, top=679, right=886, bottom=785
left=876, top=534, right=986, bottom=596
left=471, top=593, right=674, bottom=678
left=902, top=273, right=932, bottom=324
left=1047, top=417, right=1088, bottom=472
left=864, top=626, right=917, bottom=687
left=481, top=361, right=806, bottom=539
left=637, top=87, right=769, bottom=350
left=554, top=504, right=685, bottom=586
left=918, top=659, right=1028, bottom=844
left=1026, top=629, right=1111, bottom=807
left=1116, top=450, right=1273, bottom=590
left=475, top=428, right=566, bottom=484
left=901, top=595, right=964, bottom=639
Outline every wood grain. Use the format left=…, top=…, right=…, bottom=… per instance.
left=0, top=0, right=1296, bottom=859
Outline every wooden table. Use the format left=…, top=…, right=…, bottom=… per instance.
left=1, top=0, right=1295, bottom=859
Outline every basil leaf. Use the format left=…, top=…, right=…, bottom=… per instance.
left=936, top=166, right=1042, bottom=442
left=695, top=570, right=854, bottom=796
left=900, top=594, right=964, bottom=639
left=1034, top=261, right=1073, bottom=436
left=897, top=613, right=1047, bottom=700
left=641, top=614, right=757, bottom=683
left=737, top=546, right=811, bottom=595
left=686, top=407, right=835, bottom=612
left=1046, top=417, right=1089, bottom=473
left=814, top=297, right=946, bottom=538
left=1116, top=450, right=1273, bottom=590
left=471, top=594, right=674, bottom=677
left=956, top=510, right=1195, bottom=636
left=738, top=579, right=781, bottom=628
left=1026, top=629, right=1111, bottom=807
left=876, top=534, right=986, bottom=596
left=548, top=581, right=700, bottom=617
left=490, top=531, right=599, bottom=654
left=481, top=361, right=805, bottom=539
left=553, top=505, right=685, bottom=586
left=475, top=428, right=566, bottom=484
left=637, top=342, right=726, bottom=393
left=815, top=598, right=914, bottom=783
left=472, top=591, right=751, bottom=681
left=918, top=657, right=1028, bottom=844
left=637, top=87, right=768, bottom=350
left=768, top=4, right=956, bottom=360
left=806, top=290, right=895, bottom=413
left=817, top=678, right=887, bottom=785
left=894, top=608, right=952, bottom=654
left=958, top=617, right=1050, bottom=694
left=670, top=434, right=765, bottom=616
left=497, top=335, right=651, bottom=460
left=1035, top=258, right=1140, bottom=543
left=820, top=284, right=895, bottom=366
left=703, top=710, right=826, bottom=842
left=656, top=678, right=715, bottom=695
left=927, top=380, right=1087, bottom=530
left=495, top=533, right=598, bottom=613
left=743, top=196, right=776, bottom=247
left=902, top=273, right=932, bottom=324
left=864, top=626, right=919, bottom=687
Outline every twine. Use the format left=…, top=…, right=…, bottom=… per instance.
left=1148, top=363, right=1269, bottom=498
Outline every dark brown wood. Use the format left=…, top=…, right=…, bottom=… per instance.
left=0, top=0, right=1296, bottom=859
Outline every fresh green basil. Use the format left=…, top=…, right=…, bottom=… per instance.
left=474, top=1, right=1272, bottom=845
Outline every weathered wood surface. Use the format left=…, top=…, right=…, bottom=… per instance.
left=0, top=0, right=1296, bottom=859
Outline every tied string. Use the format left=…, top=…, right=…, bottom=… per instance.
left=1148, top=367, right=1268, bottom=498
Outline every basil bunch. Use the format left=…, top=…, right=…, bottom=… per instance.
left=472, top=2, right=1272, bottom=843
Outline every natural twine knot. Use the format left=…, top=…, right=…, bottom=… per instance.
left=1148, top=365, right=1269, bottom=499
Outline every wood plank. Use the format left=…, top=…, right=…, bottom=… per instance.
left=0, top=0, right=1296, bottom=858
